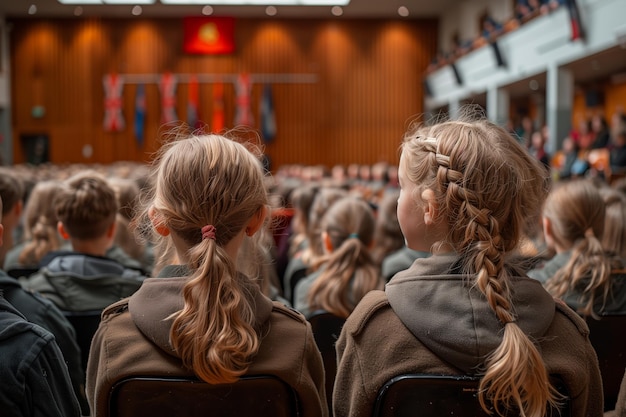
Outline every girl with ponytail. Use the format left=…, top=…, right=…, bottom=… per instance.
left=293, top=195, right=383, bottom=318
left=528, top=179, right=626, bottom=318
left=86, top=133, right=327, bottom=417
left=333, top=108, right=603, bottom=417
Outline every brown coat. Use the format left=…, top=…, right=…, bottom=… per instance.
left=86, top=273, right=327, bottom=417
left=333, top=289, right=604, bottom=417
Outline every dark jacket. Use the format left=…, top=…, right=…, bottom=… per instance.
left=0, top=295, right=81, bottom=417
left=0, top=270, right=87, bottom=413
left=86, top=265, right=327, bottom=417
left=333, top=253, right=603, bottom=417
left=21, top=251, right=146, bottom=311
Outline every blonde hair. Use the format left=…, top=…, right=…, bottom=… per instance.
left=55, top=170, right=118, bottom=240
left=19, top=180, right=63, bottom=266
left=308, top=196, right=382, bottom=318
left=599, top=186, right=626, bottom=258
left=543, top=179, right=615, bottom=318
left=370, top=189, right=404, bottom=265
left=143, top=133, right=268, bottom=384
left=300, top=187, right=348, bottom=266
left=401, top=112, right=557, bottom=417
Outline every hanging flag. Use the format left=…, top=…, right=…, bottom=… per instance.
left=134, top=83, right=146, bottom=147
left=159, top=72, right=178, bottom=125
left=211, top=82, right=225, bottom=133
left=183, top=17, right=235, bottom=55
left=187, top=75, right=200, bottom=129
left=260, top=83, right=276, bottom=143
left=566, top=0, right=585, bottom=41
left=103, top=73, right=125, bottom=132
left=234, top=73, right=253, bottom=127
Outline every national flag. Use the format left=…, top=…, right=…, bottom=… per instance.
left=103, top=73, right=125, bottom=132
left=134, top=83, right=146, bottom=146
left=183, top=17, right=235, bottom=55
left=260, top=83, right=276, bottom=143
left=212, top=82, right=225, bottom=133
left=234, top=73, right=253, bottom=127
left=566, top=0, right=585, bottom=41
left=187, top=75, right=200, bottom=129
left=159, top=72, right=178, bottom=125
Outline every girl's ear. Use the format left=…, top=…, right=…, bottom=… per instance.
left=148, top=206, right=170, bottom=237
left=245, top=205, right=268, bottom=237
left=57, top=221, right=70, bottom=240
left=421, top=188, right=439, bottom=226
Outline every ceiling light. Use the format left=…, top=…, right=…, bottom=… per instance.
left=74, top=5, right=84, bottom=15
left=398, top=6, right=409, bottom=17
left=159, top=0, right=350, bottom=4
left=331, top=5, right=342, bottom=16
left=131, top=5, right=143, bottom=14
left=201, top=5, right=213, bottom=15
left=28, top=4, right=38, bottom=14
left=266, top=5, right=277, bottom=16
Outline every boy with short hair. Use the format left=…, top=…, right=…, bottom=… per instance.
left=22, top=171, right=145, bottom=311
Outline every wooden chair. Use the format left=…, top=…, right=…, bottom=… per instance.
left=62, top=309, right=102, bottom=371
left=585, top=313, right=626, bottom=411
left=307, top=310, right=346, bottom=413
left=108, top=375, right=300, bottom=417
left=372, top=374, right=571, bottom=417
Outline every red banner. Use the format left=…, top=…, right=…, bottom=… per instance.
left=183, top=17, right=235, bottom=55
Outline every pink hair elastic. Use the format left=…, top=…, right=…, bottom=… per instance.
left=201, top=225, right=217, bottom=240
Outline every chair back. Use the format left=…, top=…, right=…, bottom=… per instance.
left=6, top=267, right=39, bottom=279
left=586, top=313, right=626, bottom=411
left=307, top=310, right=345, bottom=413
left=109, top=375, right=299, bottom=417
left=62, top=309, right=102, bottom=371
left=372, top=374, right=571, bottom=417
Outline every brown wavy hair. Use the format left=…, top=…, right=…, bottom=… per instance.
left=140, top=133, right=268, bottom=384
left=308, top=196, right=382, bottom=318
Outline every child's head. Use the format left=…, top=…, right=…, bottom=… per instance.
left=599, top=187, right=626, bottom=258
left=370, top=189, right=404, bottom=264
left=541, top=179, right=605, bottom=252
left=0, top=168, right=24, bottom=219
left=108, top=177, right=141, bottom=221
left=399, top=115, right=548, bottom=256
left=149, top=134, right=268, bottom=260
left=303, top=187, right=348, bottom=265
left=55, top=171, right=118, bottom=241
left=18, top=180, right=63, bottom=266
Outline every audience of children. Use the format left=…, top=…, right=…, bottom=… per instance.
left=3, top=108, right=626, bottom=415
left=293, top=196, right=383, bottom=318
left=333, top=113, right=603, bottom=416
left=85, top=133, right=327, bottom=417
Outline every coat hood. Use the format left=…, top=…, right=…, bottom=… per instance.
left=385, top=253, right=556, bottom=374
left=128, top=265, right=273, bottom=358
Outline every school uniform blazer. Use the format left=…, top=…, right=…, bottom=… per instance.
left=86, top=265, right=327, bottom=417
left=333, top=254, right=604, bottom=417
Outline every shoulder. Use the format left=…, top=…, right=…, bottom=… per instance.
left=342, top=290, right=392, bottom=337
left=101, top=298, right=131, bottom=320
left=271, top=301, right=308, bottom=325
left=553, top=297, right=589, bottom=337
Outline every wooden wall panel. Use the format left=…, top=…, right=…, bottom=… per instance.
left=10, top=17, right=437, bottom=169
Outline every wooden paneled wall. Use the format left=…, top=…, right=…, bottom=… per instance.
left=9, top=17, right=438, bottom=169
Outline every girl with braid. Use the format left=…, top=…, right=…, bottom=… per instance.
left=333, top=112, right=603, bottom=417
left=86, top=133, right=327, bottom=417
